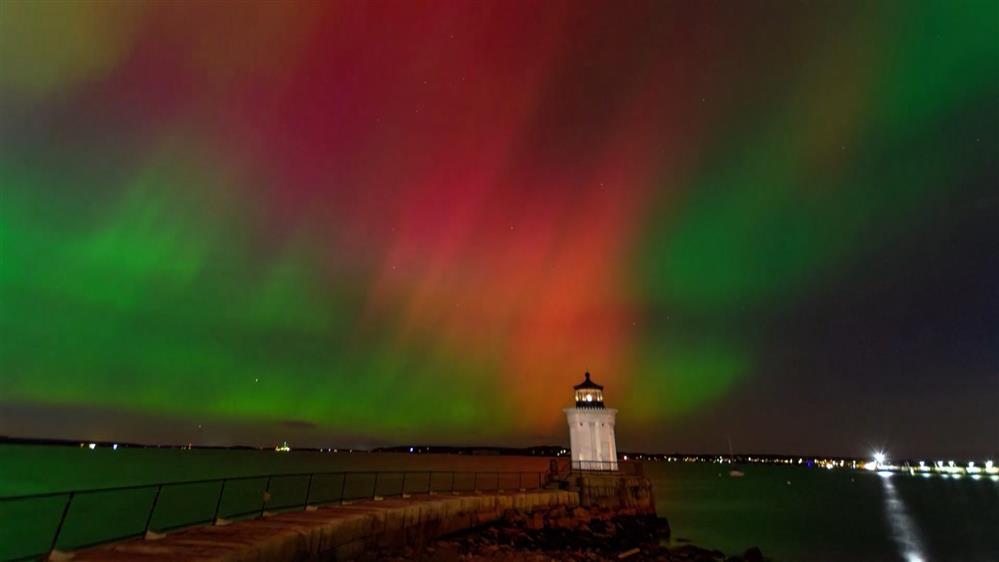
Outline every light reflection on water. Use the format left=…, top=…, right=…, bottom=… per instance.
left=878, top=471, right=927, bottom=562
left=647, top=462, right=999, bottom=562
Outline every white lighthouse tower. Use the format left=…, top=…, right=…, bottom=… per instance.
left=564, top=372, right=618, bottom=471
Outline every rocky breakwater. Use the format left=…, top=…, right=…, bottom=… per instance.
left=360, top=504, right=769, bottom=562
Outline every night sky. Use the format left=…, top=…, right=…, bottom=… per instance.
left=1, top=1, right=996, bottom=459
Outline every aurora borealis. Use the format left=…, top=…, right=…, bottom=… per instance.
left=1, top=1, right=996, bottom=457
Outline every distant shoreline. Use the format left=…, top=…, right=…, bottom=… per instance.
left=2, top=436, right=982, bottom=468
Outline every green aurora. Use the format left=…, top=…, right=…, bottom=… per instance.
left=1, top=1, right=996, bottom=455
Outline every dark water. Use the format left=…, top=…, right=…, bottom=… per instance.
left=646, top=463, right=999, bottom=562
left=1, top=445, right=997, bottom=561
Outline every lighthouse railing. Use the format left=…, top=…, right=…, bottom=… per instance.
left=567, top=460, right=643, bottom=475
left=570, top=460, right=618, bottom=472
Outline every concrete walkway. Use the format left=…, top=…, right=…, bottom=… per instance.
left=70, top=490, right=578, bottom=562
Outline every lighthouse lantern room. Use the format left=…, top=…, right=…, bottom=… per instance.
left=564, top=372, right=618, bottom=471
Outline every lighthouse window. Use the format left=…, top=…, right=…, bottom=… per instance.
left=586, top=394, right=592, bottom=402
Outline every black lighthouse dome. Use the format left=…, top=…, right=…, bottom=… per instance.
left=573, top=371, right=604, bottom=408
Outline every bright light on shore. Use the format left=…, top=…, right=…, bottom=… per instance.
left=873, top=451, right=886, bottom=464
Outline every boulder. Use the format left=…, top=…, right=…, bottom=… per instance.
left=742, top=547, right=765, bottom=562
left=657, top=517, right=671, bottom=538
left=526, top=512, right=545, bottom=530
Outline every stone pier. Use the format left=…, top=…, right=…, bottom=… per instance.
left=69, top=490, right=578, bottom=562
left=564, top=472, right=656, bottom=513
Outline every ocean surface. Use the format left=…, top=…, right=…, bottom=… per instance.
left=1, top=445, right=997, bottom=561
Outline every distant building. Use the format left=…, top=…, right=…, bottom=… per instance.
left=564, top=372, right=618, bottom=470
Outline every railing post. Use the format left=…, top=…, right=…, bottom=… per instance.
left=495, top=472, right=500, bottom=492
left=426, top=471, right=432, bottom=494
left=48, top=492, right=75, bottom=555
left=401, top=472, right=408, bottom=496
left=372, top=472, right=379, bottom=499
left=213, top=480, right=227, bottom=524
left=473, top=472, right=478, bottom=492
left=450, top=471, right=455, bottom=492
left=143, top=485, right=163, bottom=536
left=260, top=476, right=272, bottom=517
left=519, top=472, right=523, bottom=490
left=303, top=474, right=314, bottom=510
left=339, top=473, right=348, bottom=504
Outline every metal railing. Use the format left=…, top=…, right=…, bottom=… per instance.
left=0, top=469, right=548, bottom=562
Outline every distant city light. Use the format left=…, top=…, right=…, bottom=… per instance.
left=873, top=451, right=886, bottom=464
left=409, top=447, right=414, bottom=453
left=112, top=444, right=118, bottom=451
left=88, top=443, right=96, bottom=450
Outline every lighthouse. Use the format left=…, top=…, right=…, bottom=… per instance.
left=564, top=371, right=618, bottom=470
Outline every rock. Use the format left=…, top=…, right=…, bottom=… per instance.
left=656, top=517, right=671, bottom=539
left=742, top=547, right=764, bottom=562
left=555, top=517, right=578, bottom=529
left=669, top=544, right=725, bottom=562
left=356, top=505, right=747, bottom=562
left=504, top=509, right=529, bottom=526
